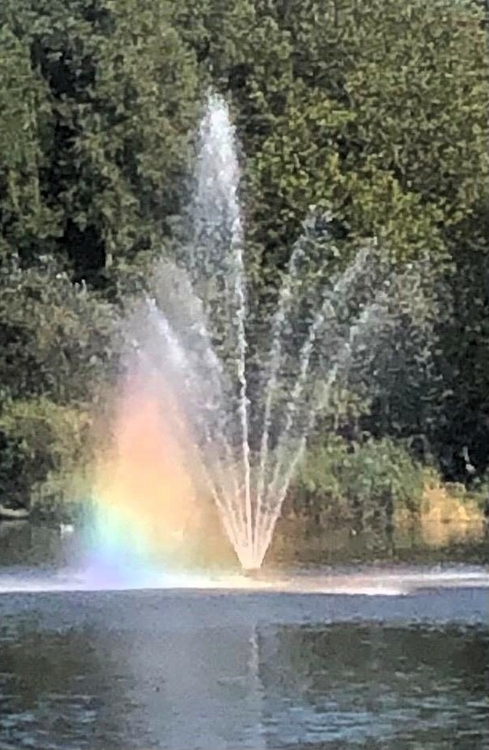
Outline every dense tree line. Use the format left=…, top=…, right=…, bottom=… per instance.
left=0, top=0, right=488, bottom=527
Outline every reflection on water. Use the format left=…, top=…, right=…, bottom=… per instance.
left=260, top=624, right=489, bottom=749
left=0, top=589, right=488, bottom=750
left=272, top=520, right=488, bottom=568
left=1, top=520, right=487, bottom=571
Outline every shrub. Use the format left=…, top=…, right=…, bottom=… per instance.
left=0, top=397, right=92, bottom=517
left=293, top=436, right=424, bottom=531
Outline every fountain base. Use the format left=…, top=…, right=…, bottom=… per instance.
left=242, top=568, right=263, bottom=579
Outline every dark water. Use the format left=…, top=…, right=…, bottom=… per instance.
left=0, top=525, right=488, bottom=750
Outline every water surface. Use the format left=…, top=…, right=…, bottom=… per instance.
left=0, top=525, right=488, bottom=749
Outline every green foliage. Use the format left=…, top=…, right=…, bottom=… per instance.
left=0, top=259, right=119, bottom=509
left=0, top=0, right=488, bottom=525
left=295, top=435, right=424, bottom=529
left=0, top=258, right=119, bottom=404
left=0, top=26, right=55, bottom=259
left=340, top=439, right=424, bottom=516
left=0, top=396, right=91, bottom=513
left=0, top=0, right=200, bottom=280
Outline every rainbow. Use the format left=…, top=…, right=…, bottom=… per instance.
left=86, top=370, right=221, bottom=582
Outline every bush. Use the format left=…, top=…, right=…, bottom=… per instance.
left=0, top=397, right=92, bottom=517
left=293, top=436, right=424, bottom=531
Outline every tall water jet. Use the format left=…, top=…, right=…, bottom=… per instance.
left=92, top=94, right=395, bottom=573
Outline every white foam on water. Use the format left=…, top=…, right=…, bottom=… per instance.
left=0, top=566, right=487, bottom=596
left=0, top=569, right=213, bottom=594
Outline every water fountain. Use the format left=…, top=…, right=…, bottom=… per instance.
left=93, top=94, right=389, bottom=573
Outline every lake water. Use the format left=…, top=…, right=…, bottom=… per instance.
left=0, top=525, right=488, bottom=750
